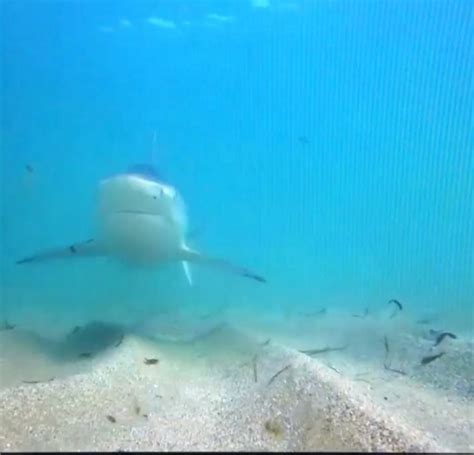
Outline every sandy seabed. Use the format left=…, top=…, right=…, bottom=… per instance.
left=0, top=322, right=473, bottom=452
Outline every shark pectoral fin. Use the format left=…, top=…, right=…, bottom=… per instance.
left=179, top=246, right=266, bottom=284
left=16, top=239, right=104, bottom=265
left=182, top=261, right=193, bottom=286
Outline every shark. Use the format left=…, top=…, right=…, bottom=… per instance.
left=16, top=164, right=266, bottom=284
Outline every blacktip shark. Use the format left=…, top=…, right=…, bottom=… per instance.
left=16, top=164, right=266, bottom=284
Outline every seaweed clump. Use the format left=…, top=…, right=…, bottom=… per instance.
left=264, top=417, right=284, bottom=439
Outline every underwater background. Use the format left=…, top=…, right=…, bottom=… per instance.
left=1, top=0, right=472, bottom=342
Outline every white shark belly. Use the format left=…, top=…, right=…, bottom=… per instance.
left=99, top=212, right=182, bottom=264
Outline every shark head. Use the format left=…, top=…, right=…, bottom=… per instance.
left=99, top=172, right=185, bottom=223
left=96, top=165, right=188, bottom=263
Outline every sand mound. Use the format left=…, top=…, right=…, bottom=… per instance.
left=1, top=325, right=472, bottom=452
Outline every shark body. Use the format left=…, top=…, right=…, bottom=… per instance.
left=17, top=164, right=266, bottom=284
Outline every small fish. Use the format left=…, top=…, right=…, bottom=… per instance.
left=388, top=299, right=402, bottom=310
left=421, top=352, right=445, bottom=365
left=79, top=352, right=92, bottom=358
left=382, top=336, right=406, bottom=375
left=106, top=415, right=116, bottom=423
left=326, top=363, right=342, bottom=375
left=383, top=335, right=390, bottom=355
left=260, top=338, right=271, bottom=346
left=22, top=377, right=54, bottom=384
left=416, top=318, right=432, bottom=325
left=301, top=308, right=326, bottom=317
left=132, top=396, right=141, bottom=415
left=298, top=136, right=310, bottom=146
left=428, top=328, right=443, bottom=338
left=252, top=354, right=258, bottom=383
left=114, top=333, right=124, bottom=347
left=71, top=326, right=81, bottom=335
left=299, top=345, right=348, bottom=356
left=416, top=314, right=438, bottom=325
left=267, top=365, right=291, bottom=386
left=0, top=320, right=15, bottom=331
left=144, top=358, right=159, bottom=365
left=388, top=299, right=403, bottom=319
left=384, top=364, right=406, bottom=375
left=352, top=308, right=369, bottom=319
left=433, top=332, right=457, bottom=347
left=422, top=328, right=445, bottom=342
left=382, top=336, right=390, bottom=366
left=25, top=164, right=34, bottom=173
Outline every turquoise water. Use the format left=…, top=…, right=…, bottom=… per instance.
left=1, top=0, right=472, bottom=342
